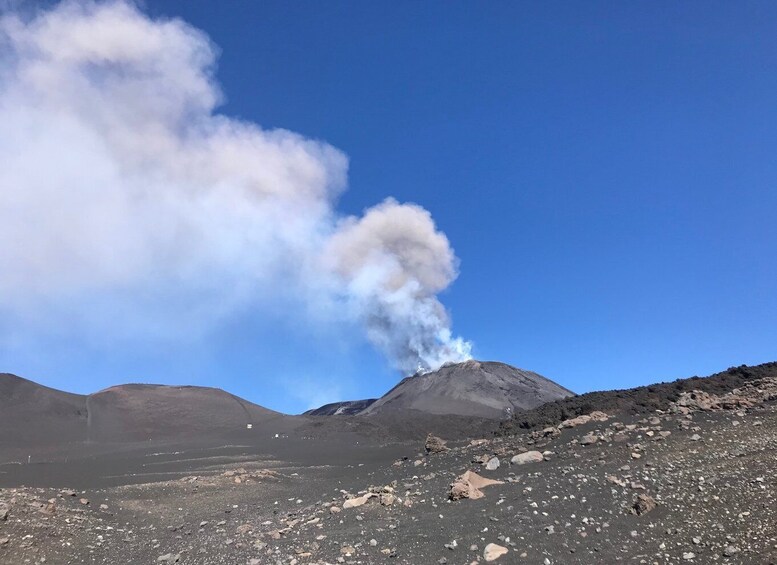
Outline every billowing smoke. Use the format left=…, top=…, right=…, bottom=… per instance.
left=0, top=1, right=471, bottom=374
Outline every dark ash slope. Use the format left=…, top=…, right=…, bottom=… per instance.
left=0, top=373, right=88, bottom=446
left=85, top=384, right=284, bottom=442
left=0, top=375, right=286, bottom=447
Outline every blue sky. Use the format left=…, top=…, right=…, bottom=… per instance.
left=2, top=1, right=776, bottom=413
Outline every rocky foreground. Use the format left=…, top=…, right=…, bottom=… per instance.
left=1, top=378, right=777, bottom=564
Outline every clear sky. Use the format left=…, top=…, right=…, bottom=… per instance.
left=1, top=1, right=776, bottom=413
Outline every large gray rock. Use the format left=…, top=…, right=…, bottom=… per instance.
left=483, top=543, right=509, bottom=561
left=425, top=433, right=448, bottom=454
left=511, top=450, right=544, bottom=465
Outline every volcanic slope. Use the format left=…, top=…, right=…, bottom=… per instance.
left=0, top=373, right=88, bottom=446
left=85, top=384, right=284, bottom=442
left=360, top=360, right=575, bottom=419
left=0, top=375, right=285, bottom=447
left=303, top=399, right=377, bottom=416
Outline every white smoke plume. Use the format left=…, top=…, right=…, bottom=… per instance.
left=0, top=0, right=471, bottom=374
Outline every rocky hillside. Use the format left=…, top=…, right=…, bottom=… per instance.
left=498, top=362, right=777, bottom=434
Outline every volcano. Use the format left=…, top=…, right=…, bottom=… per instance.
left=304, top=360, right=575, bottom=419
left=361, top=360, right=574, bottom=419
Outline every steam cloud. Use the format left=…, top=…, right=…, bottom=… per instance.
left=0, top=1, right=471, bottom=373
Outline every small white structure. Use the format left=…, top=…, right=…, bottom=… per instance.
left=246, top=423, right=253, bottom=429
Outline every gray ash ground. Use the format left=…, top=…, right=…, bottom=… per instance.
left=2, top=397, right=777, bottom=564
